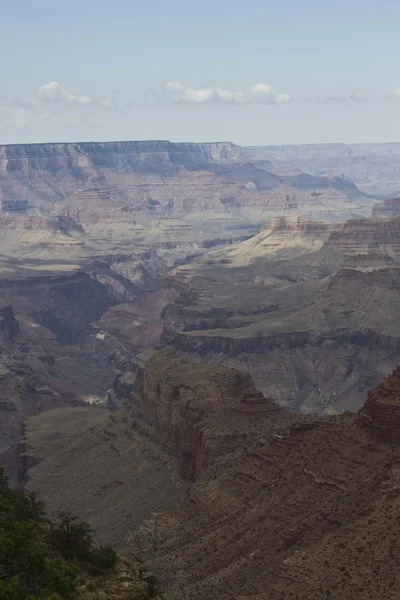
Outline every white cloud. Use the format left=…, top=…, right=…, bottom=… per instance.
left=163, top=81, right=291, bottom=105
left=165, top=81, right=245, bottom=104
left=37, top=82, right=125, bottom=110
left=394, top=87, right=400, bottom=101
left=37, top=82, right=93, bottom=106
left=248, top=83, right=291, bottom=104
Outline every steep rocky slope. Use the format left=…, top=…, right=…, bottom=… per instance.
left=0, top=268, right=136, bottom=483
left=0, top=142, right=375, bottom=417
left=0, top=141, right=376, bottom=359
left=372, top=197, right=400, bottom=218
left=24, top=350, right=400, bottom=600
left=105, top=215, right=400, bottom=414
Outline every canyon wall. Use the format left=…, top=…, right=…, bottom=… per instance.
left=130, top=348, right=269, bottom=479
left=0, top=141, right=373, bottom=238
left=24, top=351, right=400, bottom=600
left=110, top=215, right=400, bottom=415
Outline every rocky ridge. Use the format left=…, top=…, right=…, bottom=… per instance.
left=24, top=349, right=400, bottom=600
left=0, top=141, right=373, bottom=246
left=102, top=214, right=400, bottom=414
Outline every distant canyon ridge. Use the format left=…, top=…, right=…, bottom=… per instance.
left=1, top=139, right=400, bottom=479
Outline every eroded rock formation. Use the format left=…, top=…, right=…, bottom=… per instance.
left=360, top=365, right=400, bottom=443
left=372, top=197, right=400, bottom=218
left=104, top=214, right=400, bottom=415
left=131, top=347, right=271, bottom=479
left=23, top=351, right=400, bottom=600
left=0, top=141, right=372, bottom=249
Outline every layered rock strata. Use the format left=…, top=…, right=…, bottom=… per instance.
left=24, top=352, right=400, bottom=600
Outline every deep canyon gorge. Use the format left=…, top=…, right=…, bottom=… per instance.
left=2, top=140, right=400, bottom=599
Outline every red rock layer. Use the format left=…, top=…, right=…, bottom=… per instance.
left=360, top=365, right=400, bottom=443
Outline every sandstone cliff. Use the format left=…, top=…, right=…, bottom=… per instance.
left=359, top=365, right=400, bottom=443
left=372, top=197, right=400, bottom=218
left=111, top=214, right=400, bottom=415
left=24, top=352, right=400, bottom=600
left=131, top=347, right=270, bottom=479
left=0, top=140, right=241, bottom=173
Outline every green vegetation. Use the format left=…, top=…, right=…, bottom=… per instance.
left=0, top=469, right=116, bottom=600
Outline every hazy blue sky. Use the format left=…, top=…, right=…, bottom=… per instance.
left=1, top=0, right=400, bottom=145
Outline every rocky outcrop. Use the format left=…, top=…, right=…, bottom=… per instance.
left=372, top=197, right=400, bottom=218
left=130, top=347, right=272, bottom=480
left=264, top=215, right=340, bottom=234
left=25, top=354, right=400, bottom=600
left=324, top=215, right=400, bottom=266
left=136, top=211, right=400, bottom=415
left=107, top=367, right=139, bottom=407
left=360, top=365, right=400, bottom=442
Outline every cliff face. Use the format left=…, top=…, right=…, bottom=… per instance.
left=0, top=141, right=241, bottom=175
left=115, top=213, right=400, bottom=415
left=0, top=271, right=122, bottom=481
left=325, top=215, right=400, bottom=267
left=131, top=348, right=270, bottom=480
left=372, top=198, right=400, bottom=218
left=263, top=215, right=339, bottom=234
left=360, top=365, right=400, bottom=442
left=0, top=140, right=371, bottom=230
left=131, top=359, right=400, bottom=600
left=25, top=353, right=400, bottom=600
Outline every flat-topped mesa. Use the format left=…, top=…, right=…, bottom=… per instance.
left=263, top=215, right=339, bottom=234
left=372, top=198, right=400, bottom=218
left=359, top=366, right=400, bottom=442
left=0, top=140, right=241, bottom=174
left=0, top=302, right=19, bottom=339
left=130, top=347, right=276, bottom=480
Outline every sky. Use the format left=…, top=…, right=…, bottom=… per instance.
left=1, top=0, right=400, bottom=145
